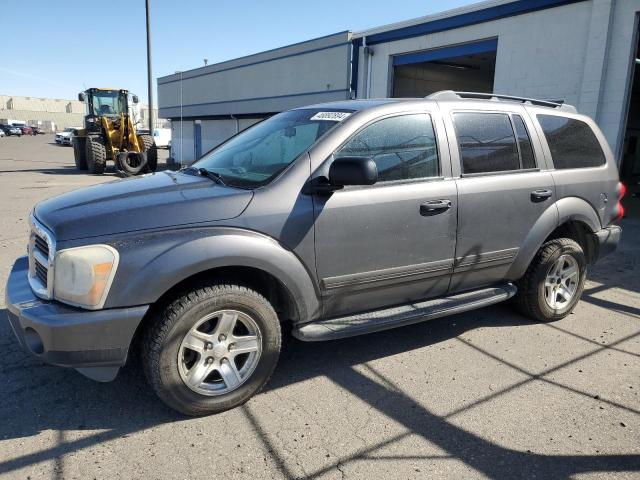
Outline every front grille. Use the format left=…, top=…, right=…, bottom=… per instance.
left=34, top=234, right=49, bottom=258
left=28, top=216, right=55, bottom=299
left=34, top=260, right=48, bottom=287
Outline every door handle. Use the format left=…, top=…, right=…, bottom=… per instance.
left=531, top=189, right=553, bottom=202
left=420, top=199, right=452, bottom=216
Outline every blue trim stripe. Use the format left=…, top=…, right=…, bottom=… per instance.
left=161, top=88, right=350, bottom=110
left=392, top=38, right=498, bottom=66
left=159, top=43, right=350, bottom=85
left=366, top=0, right=585, bottom=45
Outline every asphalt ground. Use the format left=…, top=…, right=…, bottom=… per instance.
left=0, top=134, right=638, bottom=479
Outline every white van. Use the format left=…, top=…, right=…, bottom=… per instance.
left=152, top=128, right=171, bottom=149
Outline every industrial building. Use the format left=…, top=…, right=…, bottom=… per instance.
left=0, top=94, right=159, bottom=132
left=158, top=0, right=640, bottom=188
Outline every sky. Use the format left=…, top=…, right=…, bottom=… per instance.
left=0, top=0, right=477, bottom=104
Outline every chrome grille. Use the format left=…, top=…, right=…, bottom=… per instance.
left=34, top=260, right=48, bottom=286
left=28, top=215, right=55, bottom=299
left=34, top=234, right=49, bottom=258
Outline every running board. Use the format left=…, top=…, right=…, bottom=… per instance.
left=293, top=283, right=517, bottom=341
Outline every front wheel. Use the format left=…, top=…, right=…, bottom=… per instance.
left=513, top=238, right=587, bottom=322
left=142, top=282, right=281, bottom=416
left=86, top=135, right=107, bottom=175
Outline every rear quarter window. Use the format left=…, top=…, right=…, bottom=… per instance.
left=537, top=115, right=605, bottom=169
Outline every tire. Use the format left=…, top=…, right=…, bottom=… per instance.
left=142, top=282, right=282, bottom=416
left=139, top=134, right=158, bottom=172
left=86, top=135, right=107, bottom=175
left=115, top=151, right=147, bottom=177
left=72, top=137, right=88, bottom=170
left=513, top=238, right=587, bottom=322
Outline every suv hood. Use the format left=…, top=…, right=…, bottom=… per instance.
left=34, top=171, right=254, bottom=241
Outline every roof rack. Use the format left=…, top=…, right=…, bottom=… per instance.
left=426, top=90, right=577, bottom=113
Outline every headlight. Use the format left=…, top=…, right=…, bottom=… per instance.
left=53, top=245, right=119, bottom=309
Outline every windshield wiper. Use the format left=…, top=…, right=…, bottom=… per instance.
left=198, top=168, right=227, bottom=186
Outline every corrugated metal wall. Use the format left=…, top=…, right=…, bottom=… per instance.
left=158, top=31, right=353, bottom=120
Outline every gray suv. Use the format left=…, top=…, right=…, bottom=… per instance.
left=5, top=91, right=623, bottom=415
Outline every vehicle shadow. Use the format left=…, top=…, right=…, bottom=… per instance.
left=581, top=218, right=640, bottom=316
left=0, top=304, right=526, bottom=441
left=2, top=300, right=638, bottom=478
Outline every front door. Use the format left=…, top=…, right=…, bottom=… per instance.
left=312, top=111, right=457, bottom=317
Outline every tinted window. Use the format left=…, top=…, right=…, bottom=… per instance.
left=512, top=115, right=536, bottom=169
left=453, top=113, right=520, bottom=174
left=537, top=115, right=605, bottom=169
left=336, top=114, right=439, bottom=182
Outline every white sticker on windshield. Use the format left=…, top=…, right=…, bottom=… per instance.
left=310, top=111, right=351, bottom=122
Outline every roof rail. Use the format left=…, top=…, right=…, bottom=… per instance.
left=426, top=90, right=577, bottom=113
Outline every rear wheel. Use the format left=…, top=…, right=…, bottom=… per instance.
left=86, top=135, right=107, bottom=175
left=513, top=238, right=587, bottom=322
left=139, top=135, right=158, bottom=172
left=142, top=282, right=281, bottom=416
left=72, top=136, right=88, bottom=170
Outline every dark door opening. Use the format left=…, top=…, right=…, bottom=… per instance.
left=391, top=40, right=497, bottom=98
left=620, top=21, right=640, bottom=215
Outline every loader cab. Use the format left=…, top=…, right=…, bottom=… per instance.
left=78, top=88, right=138, bottom=132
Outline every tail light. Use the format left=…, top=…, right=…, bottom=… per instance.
left=614, top=182, right=626, bottom=222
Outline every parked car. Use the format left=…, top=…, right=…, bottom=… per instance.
left=55, top=127, right=78, bottom=145
left=30, top=125, right=44, bottom=135
left=152, top=128, right=171, bottom=149
left=0, top=124, right=22, bottom=136
left=19, top=125, right=34, bottom=136
left=5, top=91, right=624, bottom=416
left=0, top=129, right=5, bottom=138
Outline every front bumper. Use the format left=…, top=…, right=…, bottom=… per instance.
left=5, top=256, right=148, bottom=380
left=590, top=225, right=622, bottom=262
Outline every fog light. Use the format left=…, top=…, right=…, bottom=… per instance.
left=24, top=327, right=44, bottom=355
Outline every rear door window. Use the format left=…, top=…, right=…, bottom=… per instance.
left=512, top=115, right=536, bottom=169
left=453, top=112, right=520, bottom=174
left=537, top=115, right=605, bottom=169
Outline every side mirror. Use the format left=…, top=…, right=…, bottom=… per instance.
left=329, top=156, right=378, bottom=187
left=132, top=95, right=139, bottom=104
left=78, top=92, right=85, bottom=102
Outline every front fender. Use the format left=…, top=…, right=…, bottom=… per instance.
left=506, top=196, right=601, bottom=280
left=104, top=227, right=321, bottom=324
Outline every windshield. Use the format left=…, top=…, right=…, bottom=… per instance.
left=191, top=108, right=352, bottom=188
left=90, top=91, right=127, bottom=116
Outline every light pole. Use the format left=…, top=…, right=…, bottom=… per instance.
left=180, top=70, right=183, bottom=167
left=145, top=0, right=154, bottom=133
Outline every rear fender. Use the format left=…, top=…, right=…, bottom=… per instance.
left=506, top=197, right=600, bottom=280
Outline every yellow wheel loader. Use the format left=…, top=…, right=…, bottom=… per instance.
left=73, top=88, right=157, bottom=176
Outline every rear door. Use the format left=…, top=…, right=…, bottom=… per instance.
left=440, top=104, right=556, bottom=292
